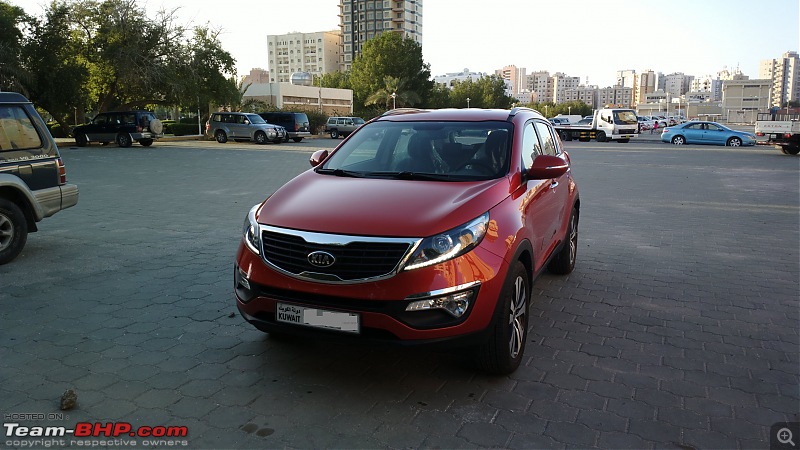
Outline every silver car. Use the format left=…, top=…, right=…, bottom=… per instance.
left=207, top=112, right=286, bottom=144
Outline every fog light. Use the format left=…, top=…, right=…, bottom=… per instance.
left=405, top=290, right=474, bottom=318
left=237, top=268, right=251, bottom=290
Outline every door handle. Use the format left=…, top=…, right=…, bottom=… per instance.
left=550, top=181, right=559, bottom=189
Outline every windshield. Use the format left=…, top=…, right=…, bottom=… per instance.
left=319, top=121, right=513, bottom=181
left=247, top=114, right=267, bottom=124
left=614, top=110, right=638, bottom=125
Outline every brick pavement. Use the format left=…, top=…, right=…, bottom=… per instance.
left=0, top=139, right=797, bottom=449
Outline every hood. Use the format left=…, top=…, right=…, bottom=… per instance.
left=258, top=170, right=511, bottom=237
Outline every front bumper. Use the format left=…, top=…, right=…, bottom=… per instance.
left=234, top=242, right=508, bottom=344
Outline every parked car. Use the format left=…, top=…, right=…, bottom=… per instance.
left=72, top=110, right=163, bottom=147
left=324, top=116, right=366, bottom=138
left=206, top=112, right=286, bottom=144
left=548, top=117, right=570, bottom=126
left=574, top=117, right=593, bottom=126
left=651, top=115, right=669, bottom=128
left=0, top=92, right=79, bottom=264
left=661, top=121, right=757, bottom=146
left=234, top=107, right=580, bottom=374
left=258, top=112, right=311, bottom=142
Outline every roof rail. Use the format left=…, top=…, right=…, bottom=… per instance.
left=381, top=108, right=425, bottom=117
left=508, top=106, right=538, bottom=119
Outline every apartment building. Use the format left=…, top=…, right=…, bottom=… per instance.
left=266, top=31, right=341, bottom=83
left=759, top=51, right=800, bottom=108
left=338, top=0, right=422, bottom=72
left=563, top=85, right=599, bottom=108
left=598, top=86, right=634, bottom=108
left=721, top=79, right=771, bottom=123
left=553, top=73, right=580, bottom=104
left=635, top=70, right=658, bottom=105
left=527, top=71, right=553, bottom=103
left=495, top=65, right=526, bottom=95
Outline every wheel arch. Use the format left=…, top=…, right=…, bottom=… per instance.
left=0, top=185, right=39, bottom=232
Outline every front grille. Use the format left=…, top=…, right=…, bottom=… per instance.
left=262, top=229, right=413, bottom=281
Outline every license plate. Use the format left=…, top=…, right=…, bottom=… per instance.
left=276, top=303, right=359, bottom=334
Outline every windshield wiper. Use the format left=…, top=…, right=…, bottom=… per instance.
left=372, top=171, right=459, bottom=181
left=316, top=168, right=365, bottom=178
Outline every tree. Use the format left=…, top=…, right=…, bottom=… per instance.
left=19, top=2, right=87, bottom=129
left=318, top=71, right=350, bottom=90
left=0, top=1, right=31, bottom=93
left=349, top=32, right=432, bottom=114
left=449, top=75, right=513, bottom=109
left=365, top=75, right=421, bottom=110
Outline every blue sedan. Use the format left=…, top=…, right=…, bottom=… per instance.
left=661, top=121, right=756, bottom=147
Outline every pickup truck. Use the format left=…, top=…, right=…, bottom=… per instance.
left=755, top=112, right=800, bottom=155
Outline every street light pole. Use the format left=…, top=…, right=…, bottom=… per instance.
left=466, top=97, right=470, bottom=108
left=391, top=92, right=396, bottom=109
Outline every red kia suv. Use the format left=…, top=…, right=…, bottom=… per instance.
left=235, top=107, right=580, bottom=374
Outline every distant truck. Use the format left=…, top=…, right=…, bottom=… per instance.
left=553, top=108, right=639, bottom=143
left=754, top=112, right=800, bottom=155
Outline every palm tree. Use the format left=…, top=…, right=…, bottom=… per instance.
left=365, top=76, right=420, bottom=110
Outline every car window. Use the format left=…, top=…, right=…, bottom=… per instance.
left=121, top=113, right=136, bottom=125
left=321, top=121, right=512, bottom=180
left=93, top=114, right=108, bottom=125
left=533, top=122, right=557, bottom=156
left=686, top=123, right=702, bottom=130
left=613, top=110, right=638, bottom=125
left=247, top=114, right=267, bottom=124
left=707, top=123, right=723, bottom=132
left=0, top=105, right=42, bottom=151
left=521, top=122, right=541, bottom=169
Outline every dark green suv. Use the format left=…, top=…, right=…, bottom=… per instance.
left=0, top=92, right=79, bottom=264
left=72, top=110, right=163, bottom=147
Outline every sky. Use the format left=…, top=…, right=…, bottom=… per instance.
left=12, top=0, right=800, bottom=87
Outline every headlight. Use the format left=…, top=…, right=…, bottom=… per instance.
left=267, top=129, right=276, bottom=138
left=403, top=213, right=489, bottom=271
left=243, top=204, right=262, bottom=254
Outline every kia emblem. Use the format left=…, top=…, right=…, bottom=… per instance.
left=307, top=251, right=335, bottom=268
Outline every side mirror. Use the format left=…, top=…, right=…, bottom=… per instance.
left=309, top=149, right=329, bottom=167
left=525, top=154, right=569, bottom=180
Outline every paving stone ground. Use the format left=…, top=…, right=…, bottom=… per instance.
left=1, top=138, right=798, bottom=449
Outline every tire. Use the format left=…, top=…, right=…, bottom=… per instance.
left=596, top=131, right=606, bottom=142
left=330, top=130, right=339, bottom=139
left=671, top=136, right=685, bottom=145
left=786, top=145, right=800, bottom=155
left=215, top=130, right=228, bottom=143
left=147, top=118, right=163, bottom=134
left=139, top=139, right=154, bottom=147
left=727, top=137, right=742, bottom=147
left=548, top=207, right=578, bottom=275
left=254, top=131, right=268, bottom=145
left=0, top=198, right=28, bottom=265
left=475, top=261, right=529, bottom=375
left=116, top=133, right=132, bottom=148
left=292, top=137, right=303, bottom=143
left=74, top=134, right=87, bottom=147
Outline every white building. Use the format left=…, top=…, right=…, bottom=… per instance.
left=433, top=69, right=488, bottom=88
left=267, top=31, right=341, bottom=83
left=243, top=83, right=354, bottom=116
